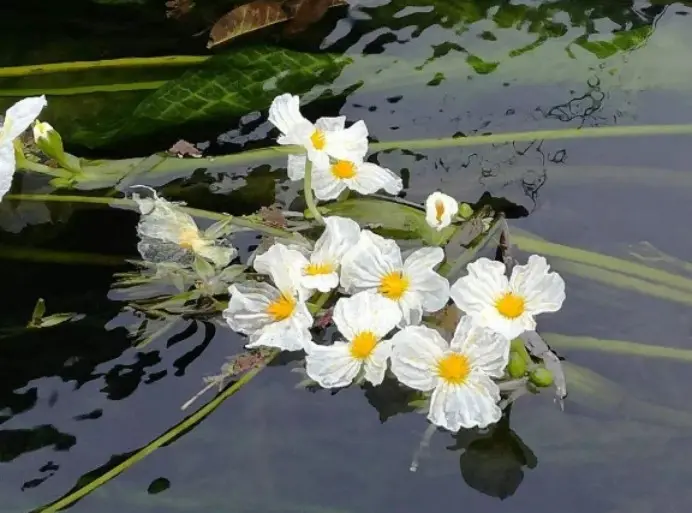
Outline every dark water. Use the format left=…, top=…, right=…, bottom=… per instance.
left=3, top=0, right=692, bottom=511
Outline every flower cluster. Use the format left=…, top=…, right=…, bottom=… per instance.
left=218, top=94, right=566, bottom=433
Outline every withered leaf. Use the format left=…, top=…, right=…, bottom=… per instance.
left=259, top=205, right=288, bottom=228
left=165, top=0, right=196, bottom=19
left=167, top=139, right=202, bottom=158
left=207, top=0, right=347, bottom=48
left=284, top=0, right=342, bottom=35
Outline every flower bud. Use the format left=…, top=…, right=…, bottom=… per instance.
left=507, top=350, right=527, bottom=378
left=33, top=121, right=64, bottom=159
left=458, top=202, right=473, bottom=219
left=528, top=367, right=554, bottom=387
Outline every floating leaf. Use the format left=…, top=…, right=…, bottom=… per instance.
left=208, top=0, right=347, bottom=48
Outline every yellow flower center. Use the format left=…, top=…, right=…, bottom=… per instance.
left=266, top=293, right=296, bottom=322
left=378, top=271, right=409, bottom=301
left=179, top=228, right=202, bottom=250
left=310, top=129, right=326, bottom=150
left=434, top=200, right=445, bottom=223
left=437, top=353, right=471, bottom=385
left=495, top=292, right=525, bottom=319
left=350, top=331, right=378, bottom=360
left=304, top=262, right=335, bottom=276
left=331, top=160, right=357, bottom=179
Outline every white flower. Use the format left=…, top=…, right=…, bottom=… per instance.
left=390, top=315, right=510, bottom=431
left=0, top=96, right=47, bottom=202
left=133, top=191, right=236, bottom=268
left=268, top=93, right=368, bottom=179
left=425, top=192, right=458, bottom=231
left=450, top=255, right=566, bottom=340
left=224, top=244, right=313, bottom=351
left=340, top=230, right=450, bottom=325
left=305, top=291, right=402, bottom=388
left=301, top=216, right=361, bottom=292
left=311, top=157, right=403, bottom=200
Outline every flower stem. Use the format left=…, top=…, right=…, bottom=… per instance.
left=4, top=193, right=296, bottom=239
left=303, top=162, right=324, bottom=225
left=15, top=155, right=73, bottom=179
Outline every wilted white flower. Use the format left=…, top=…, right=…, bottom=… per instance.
left=425, top=192, right=458, bottom=231
left=305, top=291, right=401, bottom=388
left=0, top=96, right=47, bottom=202
left=390, top=315, right=510, bottom=431
left=450, top=255, right=565, bottom=340
left=224, top=243, right=313, bottom=351
left=133, top=191, right=236, bottom=268
left=340, top=230, right=449, bottom=325
left=269, top=93, right=368, bottom=179
left=301, top=216, right=361, bottom=292
left=311, top=157, right=403, bottom=200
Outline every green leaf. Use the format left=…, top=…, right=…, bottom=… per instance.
left=29, top=298, right=46, bottom=326
left=316, top=197, right=455, bottom=244
left=125, top=46, right=351, bottom=135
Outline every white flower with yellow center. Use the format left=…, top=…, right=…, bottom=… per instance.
left=268, top=93, right=368, bottom=179
left=301, top=216, right=361, bottom=292
left=224, top=243, right=313, bottom=351
left=390, top=315, right=510, bottom=431
left=450, top=255, right=566, bottom=340
left=133, top=192, right=236, bottom=268
left=305, top=291, right=402, bottom=388
left=0, top=96, right=47, bottom=202
left=311, top=158, right=403, bottom=200
left=340, top=231, right=450, bottom=325
left=425, top=192, right=458, bottom=231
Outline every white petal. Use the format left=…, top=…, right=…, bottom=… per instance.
left=245, top=310, right=313, bottom=351
left=314, top=116, right=345, bottom=132
left=332, top=291, right=402, bottom=341
left=363, top=339, right=392, bottom=385
left=311, top=162, right=347, bottom=200
left=450, top=257, right=509, bottom=320
left=1, top=96, right=47, bottom=142
left=324, top=120, right=369, bottom=161
left=347, top=162, right=402, bottom=196
left=312, top=216, right=361, bottom=267
left=305, top=342, right=361, bottom=388
left=223, top=281, right=276, bottom=334
left=306, top=146, right=330, bottom=169
left=134, top=194, right=200, bottom=247
left=450, top=316, right=510, bottom=378
left=390, top=325, right=446, bottom=391
left=301, top=272, right=339, bottom=292
left=425, top=192, right=458, bottom=231
left=254, top=243, right=309, bottom=299
left=427, top=379, right=502, bottom=431
left=287, top=154, right=307, bottom=181
left=397, top=292, right=423, bottom=326
left=403, top=247, right=449, bottom=313
left=268, top=93, right=307, bottom=136
left=0, top=143, right=16, bottom=202
left=510, top=255, right=566, bottom=315
left=340, top=231, right=403, bottom=294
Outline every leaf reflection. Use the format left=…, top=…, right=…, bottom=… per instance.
left=449, top=412, right=537, bottom=500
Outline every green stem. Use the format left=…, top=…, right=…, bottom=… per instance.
left=0, top=55, right=209, bottom=78
left=35, top=351, right=277, bottom=513
left=303, top=162, right=324, bottom=225
left=0, top=82, right=167, bottom=97
left=15, top=157, right=72, bottom=179
left=4, top=194, right=295, bottom=239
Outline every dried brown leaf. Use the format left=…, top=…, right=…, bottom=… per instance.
left=166, top=0, right=196, bottom=19
left=283, top=0, right=344, bottom=35
left=167, top=139, right=202, bottom=158
left=207, top=0, right=347, bottom=48
left=259, top=205, right=288, bottom=228
left=208, top=0, right=288, bottom=49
